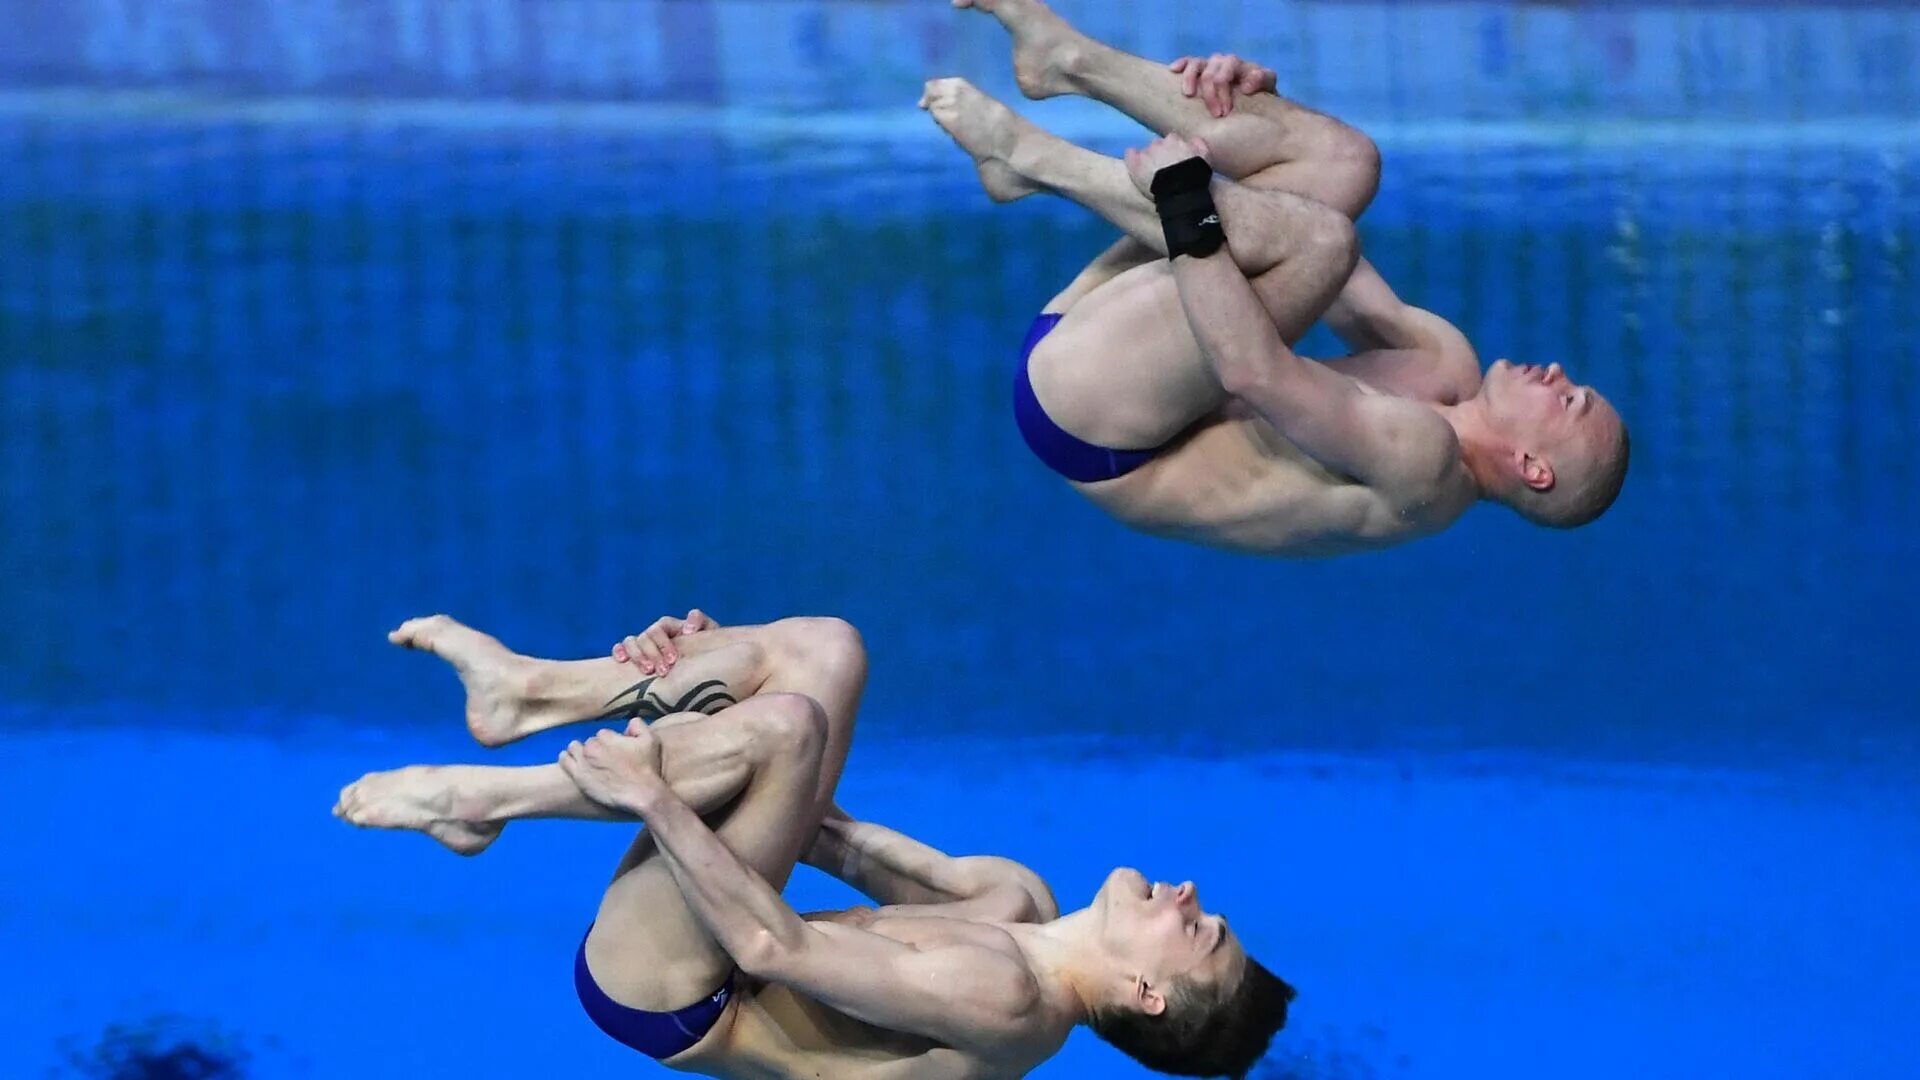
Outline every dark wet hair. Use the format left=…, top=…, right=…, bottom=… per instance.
left=1088, top=957, right=1296, bottom=1078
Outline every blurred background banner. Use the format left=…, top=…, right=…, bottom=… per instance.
left=3, top=0, right=1918, bottom=117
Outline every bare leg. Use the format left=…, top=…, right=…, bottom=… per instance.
left=332, top=712, right=731, bottom=855
left=589, top=691, right=847, bottom=1011
left=389, top=613, right=818, bottom=746
left=342, top=690, right=852, bottom=1010
left=923, top=79, right=1352, bottom=334
left=338, top=617, right=867, bottom=853
left=957, top=0, right=1379, bottom=214
left=946, top=0, right=1372, bottom=320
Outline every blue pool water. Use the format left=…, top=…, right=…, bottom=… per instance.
left=5, top=727, right=1917, bottom=1078
left=4, top=2, right=1918, bottom=1077
left=4, top=105, right=1915, bottom=766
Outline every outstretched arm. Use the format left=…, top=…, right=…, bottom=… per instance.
left=804, top=806, right=1059, bottom=923
left=563, top=728, right=1041, bottom=1056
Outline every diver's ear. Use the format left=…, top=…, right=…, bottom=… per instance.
left=1519, top=452, right=1555, bottom=493
left=1134, top=976, right=1168, bottom=1017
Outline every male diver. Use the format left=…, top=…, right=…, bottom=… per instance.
left=336, top=611, right=1293, bottom=1078
left=925, top=0, right=1628, bottom=557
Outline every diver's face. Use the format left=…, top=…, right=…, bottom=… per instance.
left=1483, top=359, right=1619, bottom=463
left=1094, top=867, right=1245, bottom=992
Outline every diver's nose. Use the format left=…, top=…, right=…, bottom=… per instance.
left=1176, top=881, right=1196, bottom=902
left=1547, top=363, right=1565, bottom=380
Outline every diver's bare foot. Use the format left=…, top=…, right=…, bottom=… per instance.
left=334, top=766, right=503, bottom=856
left=953, top=0, right=1086, bottom=100
left=920, top=78, right=1043, bottom=203
left=389, top=615, right=534, bottom=747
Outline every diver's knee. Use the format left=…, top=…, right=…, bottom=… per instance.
left=1331, top=123, right=1381, bottom=202
left=745, top=692, right=830, bottom=763
left=1302, top=204, right=1359, bottom=278
left=776, top=616, right=868, bottom=681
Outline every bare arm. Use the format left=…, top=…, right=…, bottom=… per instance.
left=641, top=791, right=1036, bottom=1048
left=564, top=732, right=1039, bottom=1054
left=1170, top=244, right=1455, bottom=501
left=1161, top=58, right=1477, bottom=399
left=1323, top=257, right=1477, bottom=359
left=804, top=807, right=1059, bottom=923
left=1318, top=258, right=1483, bottom=403
left=1092, top=48, right=1476, bottom=407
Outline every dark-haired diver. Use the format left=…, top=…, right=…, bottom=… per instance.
left=337, top=612, right=1292, bottom=1078
left=927, top=0, right=1628, bottom=556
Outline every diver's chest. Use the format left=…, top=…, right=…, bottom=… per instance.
left=865, top=914, right=1010, bottom=952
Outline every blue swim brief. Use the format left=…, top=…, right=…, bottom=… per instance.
left=575, top=927, right=734, bottom=1059
left=1013, top=312, right=1165, bottom=483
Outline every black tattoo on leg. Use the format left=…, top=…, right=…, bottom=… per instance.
left=599, top=677, right=738, bottom=722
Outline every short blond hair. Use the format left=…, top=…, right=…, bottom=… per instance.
left=1515, top=422, right=1630, bottom=529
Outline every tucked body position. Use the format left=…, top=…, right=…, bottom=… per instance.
left=336, top=611, right=1294, bottom=1077
left=928, top=0, right=1629, bottom=557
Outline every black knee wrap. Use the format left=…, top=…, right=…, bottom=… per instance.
left=1151, top=157, right=1226, bottom=260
